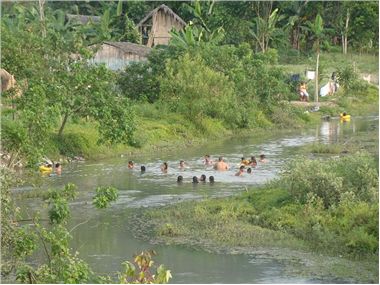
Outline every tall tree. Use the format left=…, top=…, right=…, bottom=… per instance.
left=306, top=14, right=324, bottom=102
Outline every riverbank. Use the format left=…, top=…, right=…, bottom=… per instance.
left=41, top=83, right=378, bottom=165
left=133, top=150, right=379, bottom=283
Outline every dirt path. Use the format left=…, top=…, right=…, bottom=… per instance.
left=289, top=100, right=337, bottom=107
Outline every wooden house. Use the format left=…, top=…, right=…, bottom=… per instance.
left=89, top=41, right=151, bottom=71
left=137, top=4, right=186, bottom=47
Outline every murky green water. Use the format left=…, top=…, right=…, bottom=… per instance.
left=14, top=116, right=378, bottom=283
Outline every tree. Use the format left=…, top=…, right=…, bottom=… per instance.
left=280, top=1, right=308, bottom=50
left=160, top=53, right=239, bottom=127
left=250, top=8, right=285, bottom=52
left=348, top=1, right=379, bottom=54
left=305, top=14, right=324, bottom=102
left=51, top=62, right=136, bottom=145
left=77, top=0, right=140, bottom=44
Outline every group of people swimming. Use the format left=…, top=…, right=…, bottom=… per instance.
left=126, top=153, right=268, bottom=183
left=39, top=162, right=62, bottom=175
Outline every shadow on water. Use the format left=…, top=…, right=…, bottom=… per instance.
left=14, top=116, right=378, bottom=283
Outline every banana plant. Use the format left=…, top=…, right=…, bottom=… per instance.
left=305, top=13, right=324, bottom=52
left=170, top=0, right=224, bottom=50
left=169, top=23, right=224, bottom=50
left=250, top=8, right=285, bottom=52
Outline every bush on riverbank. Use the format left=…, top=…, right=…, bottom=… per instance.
left=144, top=152, right=379, bottom=258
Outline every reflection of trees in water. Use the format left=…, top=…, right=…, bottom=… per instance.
left=319, top=119, right=357, bottom=144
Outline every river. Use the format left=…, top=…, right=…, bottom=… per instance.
left=13, top=115, right=379, bottom=283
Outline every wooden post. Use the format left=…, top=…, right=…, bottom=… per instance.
left=315, top=53, right=319, bottom=103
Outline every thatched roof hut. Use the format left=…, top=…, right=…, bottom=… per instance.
left=66, top=14, right=101, bottom=25
left=137, top=4, right=186, bottom=47
left=89, top=41, right=151, bottom=71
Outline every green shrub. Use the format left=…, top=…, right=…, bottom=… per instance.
left=345, top=227, right=378, bottom=254
left=282, top=152, right=378, bottom=208
left=333, top=152, right=378, bottom=203
left=118, top=62, right=160, bottom=103
left=160, top=53, right=240, bottom=128
left=55, top=133, right=90, bottom=158
left=92, top=186, right=119, bottom=209
left=268, top=102, right=308, bottom=128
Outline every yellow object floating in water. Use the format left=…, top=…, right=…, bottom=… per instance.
left=39, top=165, right=52, bottom=173
left=340, top=113, right=351, bottom=122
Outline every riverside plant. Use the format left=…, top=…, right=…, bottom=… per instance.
left=1, top=167, right=171, bottom=284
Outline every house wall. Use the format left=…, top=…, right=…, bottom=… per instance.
left=89, top=44, right=147, bottom=71
left=149, top=10, right=184, bottom=47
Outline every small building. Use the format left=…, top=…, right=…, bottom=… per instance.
left=89, top=41, right=151, bottom=71
left=137, top=4, right=186, bottom=47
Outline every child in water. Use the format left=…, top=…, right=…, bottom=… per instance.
left=177, top=175, right=183, bottom=183
left=203, top=155, right=213, bottom=166
left=249, top=156, right=257, bottom=167
left=161, top=162, right=168, bottom=173
left=235, top=165, right=245, bottom=176
left=209, top=176, right=215, bottom=183
left=55, top=163, right=62, bottom=175
left=199, top=174, right=206, bottom=182
left=192, top=176, right=199, bottom=183
left=179, top=160, right=186, bottom=170
left=259, top=154, right=267, bottom=163
left=240, top=157, right=250, bottom=166
left=128, top=161, right=134, bottom=169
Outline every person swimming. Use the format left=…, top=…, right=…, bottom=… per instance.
left=179, top=160, right=186, bottom=170
left=55, top=163, right=62, bottom=175
left=140, top=165, right=146, bottom=173
left=247, top=167, right=252, bottom=174
left=200, top=174, right=206, bottom=182
left=203, top=155, right=213, bottom=166
left=259, top=154, right=267, bottom=163
left=177, top=175, right=183, bottom=183
left=161, top=162, right=168, bottom=173
left=214, top=156, right=229, bottom=171
left=209, top=176, right=215, bottom=183
left=235, top=165, right=245, bottom=176
left=128, top=160, right=134, bottom=169
left=249, top=156, right=257, bottom=167
left=192, top=176, right=199, bottom=183
left=241, top=157, right=250, bottom=166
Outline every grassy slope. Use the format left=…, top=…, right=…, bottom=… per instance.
left=46, top=52, right=378, bottom=161
left=137, top=187, right=378, bottom=283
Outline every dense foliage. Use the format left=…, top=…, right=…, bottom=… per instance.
left=1, top=0, right=378, bottom=166
left=1, top=3, right=137, bottom=166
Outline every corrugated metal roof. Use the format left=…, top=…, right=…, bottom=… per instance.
left=66, top=14, right=101, bottom=24
left=137, top=4, right=186, bottom=27
left=103, top=42, right=152, bottom=57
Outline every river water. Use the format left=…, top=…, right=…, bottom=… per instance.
left=14, top=116, right=378, bottom=283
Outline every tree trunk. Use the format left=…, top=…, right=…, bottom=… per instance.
left=343, top=9, right=350, bottom=54
left=315, top=52, right=319, bottom=103
left=39, top=0, right=46, bottom=38
left=58, top=112, right=69, bottom=137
